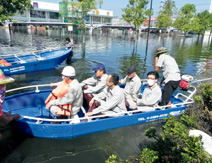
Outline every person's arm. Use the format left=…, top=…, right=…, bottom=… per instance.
left=119, top=76, right=127, bottom=85
left=50, top=87, right=76, bottom=105
left=50, top=81, right=62, bottom=87
left=154, top=57, right=160, bottom=72
left=66, top=42, right=73, bottom=48
left=92, top=92, right=121, bottom=115
left=84, top=75, right=107, bottom=94
left=80, top=76, right=97, bottom=88
left=92, top=87, right=108, bottom=102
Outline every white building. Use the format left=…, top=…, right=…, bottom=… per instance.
left=10, top=1, right=114, bottom=25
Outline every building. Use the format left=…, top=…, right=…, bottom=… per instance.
left=10, top=1, right=114, bottom=26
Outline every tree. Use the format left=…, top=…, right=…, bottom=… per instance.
left=156, top=0, right=176, bottom=30
left=0, top=0, right=32, bottom=22
left=98, top=0, right=103, bottom=9
left=173, top=4, right=196, bottom=35
left=70, top=0, right=98, bottom=29
left=192, top=10, right=211, bottom=35
left=122, top=0, right=149, bottom=32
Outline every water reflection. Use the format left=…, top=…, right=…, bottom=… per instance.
left=1, top=27, right=212, bottom=162
left=1, top=121, right=163, bottom=162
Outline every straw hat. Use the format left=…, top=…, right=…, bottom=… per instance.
left=0, top=69, right=15, bottom=85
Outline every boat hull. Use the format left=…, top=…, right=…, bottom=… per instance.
left=0, top=49, right=72, bottom=75
left=3, top=89, right=187, bottom=139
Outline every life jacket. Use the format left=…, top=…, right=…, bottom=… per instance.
left=0, top=59, right=12, bottom=66
left=45, top=81, right=72, bottom=116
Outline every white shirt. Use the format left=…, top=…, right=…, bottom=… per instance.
left=120, top=74, right=141, bottom=99
left=156, top=54, right=181, bottom=83
left=80, top=74, right=108, bottom=94
left=92, top=85, right=127, bottom=115
left=137, top=84, right=161, bottom=106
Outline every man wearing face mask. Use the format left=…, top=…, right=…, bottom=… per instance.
left=119, top=66, right=141, bottom=110
left=133, top=71, right=161, bottom=112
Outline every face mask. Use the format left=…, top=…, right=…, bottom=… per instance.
left=147, top=79, right=155, bottom=86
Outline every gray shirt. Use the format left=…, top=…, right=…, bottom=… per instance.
left=92, top=85, right=127, bottom=115
left=120, top=74, right=141, bottom=99
left=80, top=74, right=108, bottom=94
left=156, top=54, right=181, bottom=83
left=50, top=79, right=83, bottom=115
left=137, top=84, right=161, bottom=106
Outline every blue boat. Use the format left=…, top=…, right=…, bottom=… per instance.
left=2, top=84, right=196, bottom=139
left=0, top=48, right=72, bottom=75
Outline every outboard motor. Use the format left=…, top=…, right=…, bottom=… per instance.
left=179, top=75, right=194, bottom=90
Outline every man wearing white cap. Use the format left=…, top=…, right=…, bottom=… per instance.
left=45, top=66, right=83, bottom=121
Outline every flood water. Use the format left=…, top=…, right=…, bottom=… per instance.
left=0, top=26, right=212, bottom=162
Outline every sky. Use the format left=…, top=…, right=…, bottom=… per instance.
left=36, top=0, right=211, bottom=18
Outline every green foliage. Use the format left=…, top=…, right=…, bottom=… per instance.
left=142, top=114, right=211, bottom=162
left=192, top=10, right=211, bottom=35
left=122, top=0, right=149, bottom=30
left=140, top=148, right=158, bottom=163
left=194, top=83, right=212, bottom=111
left=0, top=0, right=32, bottom=22
left=106, top=113, right=212, bottom=162
left=70, top=0, right=98, bottom=29
left=156, top=0, right=176, bottom=29
left=105, top=154, right=123, bottom=163
left=173, top=4, right=196, bottom=34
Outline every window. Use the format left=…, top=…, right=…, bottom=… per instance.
left=50, top=12, right=59, bottom=19
left=30, top=10, right=46, bottom=18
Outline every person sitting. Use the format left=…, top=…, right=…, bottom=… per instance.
left=85, top=73, right=127, bottom=117
left=0, top=70, right=20, bottom=138
left=133, top=71, right=162, bottom=112
left=80, top=63, right=108, bottom=112
left=65, top=37, right=73, bottom=49
left=154, top=47, right=181, bottom=107
left=45, top=66, right=83, bottom=122
left=119, top=66, right=141, bottom=110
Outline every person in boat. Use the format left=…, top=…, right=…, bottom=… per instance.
left=154, top=47, right=181, bottom=107
left=65, top=37, right=73, bottom=49
left=133, top=71, right=162, bottom=112
left=119, top=66, right=141, bottom=110
left=80, top=63, right=108, bottom=112
left=45, top=66, right=83, bottom=121
left=0, top=70, right=20, bottom=138
left=85, top=73, right=127, bottom=117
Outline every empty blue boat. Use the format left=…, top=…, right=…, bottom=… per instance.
left=0, top=48, right=72, bottom=75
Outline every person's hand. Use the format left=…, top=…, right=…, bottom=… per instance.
left=85, top=112, right=93, bottom=117
left=133, top=98, right=137, bottom=102
left=50, top=83, right=55, bottom=87
left=49, top=100, right=55, bottom=106
left=89, top=99, right=95, bottom=107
